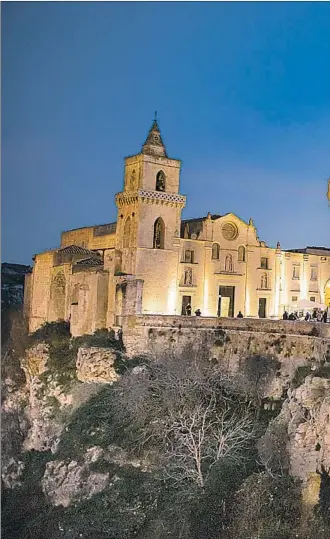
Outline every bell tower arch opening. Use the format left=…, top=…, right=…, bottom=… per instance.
left=156, top=170, right=166, bottom=192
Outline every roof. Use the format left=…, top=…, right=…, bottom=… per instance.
left=57, top=245, right=95, bottom=255
left=285, top=246, right=330, bottom=256
left=141, top=117, right=168, bottom=158
left=54, top=245, right=102, bottom=266
left=181, top=217, right=206, bottom=239
left=75, top=257, right=103, bottom=266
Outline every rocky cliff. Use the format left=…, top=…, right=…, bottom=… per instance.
left=2, top=324, right=330, bottom=539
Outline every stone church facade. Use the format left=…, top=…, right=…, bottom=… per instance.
left=24, top=119, right=330, bottom=336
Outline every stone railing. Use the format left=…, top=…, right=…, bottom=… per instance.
left=122, top=314, right=330, bottom=338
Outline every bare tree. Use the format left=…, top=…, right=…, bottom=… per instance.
left=113, top=356, right=256, bottom=490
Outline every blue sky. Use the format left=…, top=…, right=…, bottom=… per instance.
left=2, top=2, right=330, bottom=264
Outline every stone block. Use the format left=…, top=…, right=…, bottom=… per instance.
left=76, top=346, right=120, bottom=383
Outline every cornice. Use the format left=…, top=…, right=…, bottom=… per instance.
left=115, top=189, right=186, bottom=209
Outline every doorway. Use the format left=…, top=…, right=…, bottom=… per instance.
left=218, top=286, right=235, bottom=317
left=181, top=295, right=192, bottom=315
left=258, top=298, right=267, bottom=318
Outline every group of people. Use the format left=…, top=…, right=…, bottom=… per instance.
left=185, top=303, right=201, bottom=317
left=183, top=305, right=329, bottom=322
left=283, top=308, right=329, bottom=323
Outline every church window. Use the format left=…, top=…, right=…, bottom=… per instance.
left=156, top=170, right=166, bottom=192
left=260, top=272, right=268, bottom=289
left=153, top=217, right=165, bottom=249
left=184, top=268, right=193, bottom=286
left=225, top=254, right=233, bottom=272
left=238, top=246, right=246, bottom=262
left=184, top=249, right=194, bottom=263
left=212, top=243, right=220, bottom=260
left=123, top=217, right=131, bottom=248
left=260, top=257, right=269, bottom=269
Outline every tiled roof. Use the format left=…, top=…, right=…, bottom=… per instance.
left=58, top=245, right=95, bottom=255
left=75, top=257, right=103, bottom=266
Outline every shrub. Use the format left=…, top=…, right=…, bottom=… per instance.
left=291, top=365, right=313, bottom=388
left=229, top=472, right=302, bottom=539
left=29, top=320, right=71, bottom=345
left=74, top=328, right=122, bottom=351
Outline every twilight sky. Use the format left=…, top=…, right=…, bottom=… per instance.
left=2, top=2, right=330, bottom=264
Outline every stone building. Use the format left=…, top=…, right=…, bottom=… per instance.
left=24, top=119, right=330, bottom=336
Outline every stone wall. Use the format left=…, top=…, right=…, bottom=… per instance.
left=122, top=315, right=330, bottom=399
left=122, top=314, right=330, bottom=337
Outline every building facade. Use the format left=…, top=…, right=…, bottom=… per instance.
left=25, top=119, right=330, bottom=336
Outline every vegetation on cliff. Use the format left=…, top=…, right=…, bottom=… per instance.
left=2, top=321, right=330, bottom=539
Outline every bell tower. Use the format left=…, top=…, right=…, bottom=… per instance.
left=115, top=115, right=186, bottom=314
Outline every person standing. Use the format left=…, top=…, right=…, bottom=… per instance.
left=195, top=309, right=201, bottom=316
left=185, top=303, right=192, bottom=316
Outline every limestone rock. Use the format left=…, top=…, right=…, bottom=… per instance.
left=260, top=376, right=330, bottom=484
left=20, top=345, right=100, bottom=452
left=76, top=347, right=120, bottom=383
left=286, top=376, right=330, bottom=480
left=1, top=457, right=25, bottom=489
left=42, top=457, right=110, bottom=507
left=1, top=385, right=29, bottom=486
left=22, top=344, right=49, bottom=376
left=104, top=444, right=154, bottom=471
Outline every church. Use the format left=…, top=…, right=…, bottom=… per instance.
left=24, top=118, right=330, bottom=336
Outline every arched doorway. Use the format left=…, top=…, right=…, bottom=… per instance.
left=325, top=279, right=330, bottom=308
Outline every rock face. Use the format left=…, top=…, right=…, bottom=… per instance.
left=286, top=376, right=330, bottom=480
left=260, top=375, right=330, bottom=507
left=41, top=444, right=154, bottom=507
left=1, top=382, right=29, bottom=489
left=42, top=450, right=110, bottom=507
left=76, top=346, right=120, bottom=383
left=19, top=345, right=101, bottom=453
left=21, top=345, right=72, bottom=452
left=1, top=458, right=25, bottom=489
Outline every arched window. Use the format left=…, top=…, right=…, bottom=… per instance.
left=156, top=170, right=166, bottom=192
left=212, top=243, right=220, bottom=260
left=238, top=246, right=245, bottom=262
left=261, top=272, right=268, bottom=289
left=225, top=254, right=233, bottom=272
left=153, top=217, right=165, bottom=249
left=123, top=217, right=131, bottom=248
